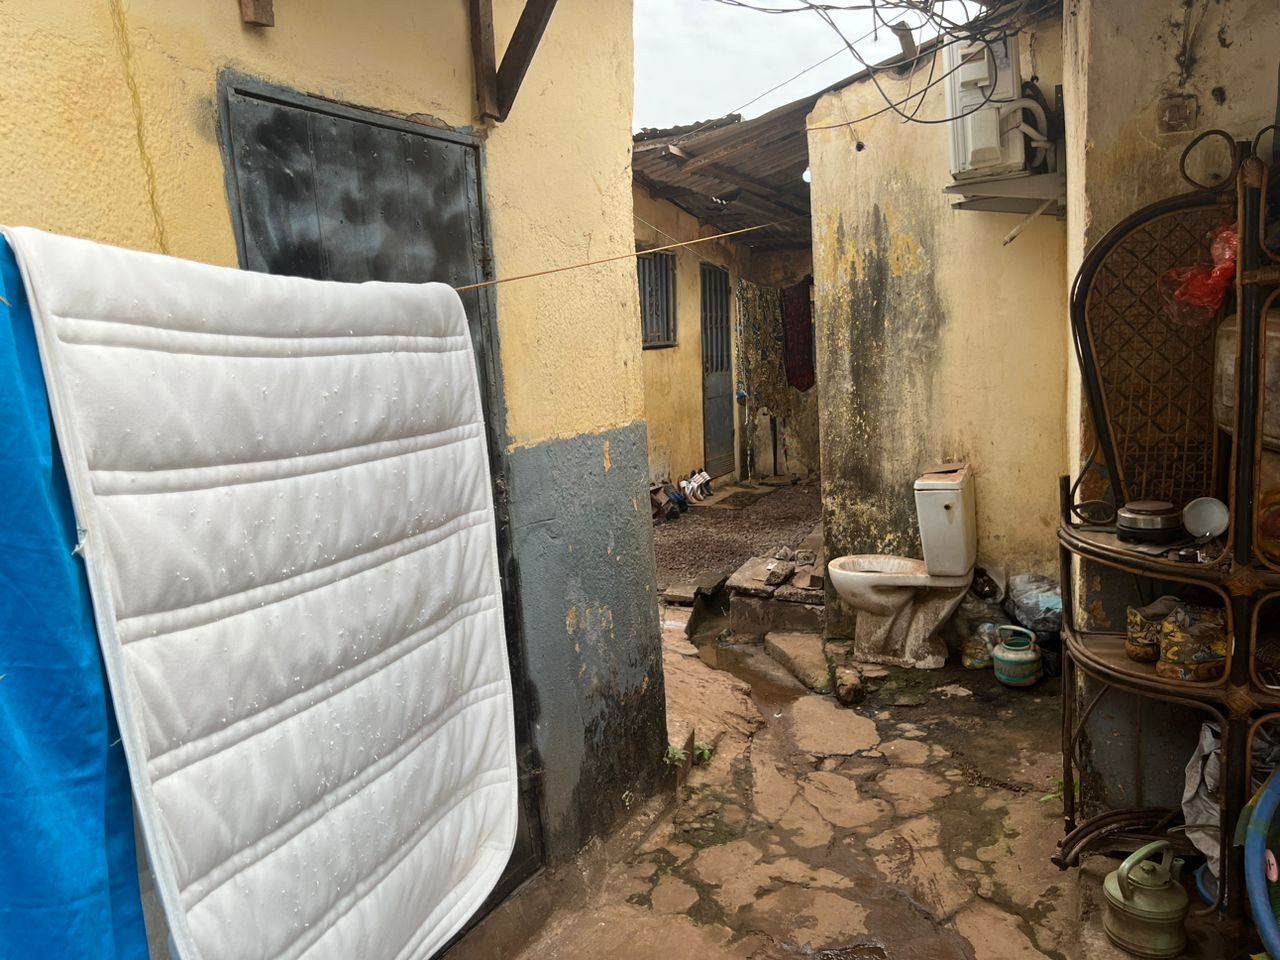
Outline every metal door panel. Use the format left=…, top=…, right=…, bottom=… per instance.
left=219, top=75, right=544, bottom=905
left=701, top=265, right=734, bottom=477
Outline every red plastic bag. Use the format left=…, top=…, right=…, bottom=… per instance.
left=1158, top=221, right=1237, bottom=327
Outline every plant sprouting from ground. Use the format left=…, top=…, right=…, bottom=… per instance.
left=664, top=745, right=687, bottom=767
left=693, top=741, right=714, bottom=765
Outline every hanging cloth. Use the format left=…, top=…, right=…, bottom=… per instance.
left=780, top=279, right=815, bottom=392
left=0, top=235, right=148, bottom=958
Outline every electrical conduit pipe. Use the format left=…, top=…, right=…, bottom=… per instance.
left=999, top=98, right=1051, bottom=168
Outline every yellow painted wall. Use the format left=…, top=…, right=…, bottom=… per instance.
left=808, top=17, right=1068, bottom=576
left=633, top=184, right=748, bottom=482
left=0, top=0, right=641, bottom=451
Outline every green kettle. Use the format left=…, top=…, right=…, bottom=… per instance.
left=1103, top=840, right=1189, bottom=958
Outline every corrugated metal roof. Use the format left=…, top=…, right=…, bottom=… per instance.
left=633, top=92, right=821, bottom=251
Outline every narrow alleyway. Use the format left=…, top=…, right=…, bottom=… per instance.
left=653, top=480, right=821, bottom=591
left=502, top=607, right=1227, bottom=960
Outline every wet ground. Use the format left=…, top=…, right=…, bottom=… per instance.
left=653, top=480, right=821, bottom=589
left=457, top=586, right=1256, bottom=960
left=504, top=605, right=1122, bottom=960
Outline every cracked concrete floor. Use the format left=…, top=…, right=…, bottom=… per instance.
left=507, top=609, right=1125, bottom=960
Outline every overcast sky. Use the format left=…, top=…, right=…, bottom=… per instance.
left=633, top=0, right=906, bottom=132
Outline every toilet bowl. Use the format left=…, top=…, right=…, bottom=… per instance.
left=828, top=464, right=977, bottom=669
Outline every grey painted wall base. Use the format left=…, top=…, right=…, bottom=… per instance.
left=506, top=421, right=668, bottom=863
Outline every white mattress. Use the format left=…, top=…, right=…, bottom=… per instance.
left=5, top=227, right=518, bottom=960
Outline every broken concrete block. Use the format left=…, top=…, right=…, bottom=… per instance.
left=825, top=640, right=856, bottom=667
left=726, top=557, right=778, bottom=597
left=763, top=559, right=795, bottom=586
left=791, top=564, right=825, bottom=590
left=730, top=594, right=825, bottom=639
left=834, top=666, right=864, bottom=705
left=662, top=582, right=698, bottom=606
left=775, top=584, right=825, bottom=605
left=764, top=631, right=831, bottom=693
left=693, top=568, right=729, bottom=597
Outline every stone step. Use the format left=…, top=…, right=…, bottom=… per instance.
left=764, top=631, right=832, bottom=694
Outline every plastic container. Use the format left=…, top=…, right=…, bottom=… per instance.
left=1214, top=311, right=1280, bottom=451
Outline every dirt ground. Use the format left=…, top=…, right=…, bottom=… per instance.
left=653, top=481, right=822, bottom=589
left=494, top=608, right=1237, bottom=960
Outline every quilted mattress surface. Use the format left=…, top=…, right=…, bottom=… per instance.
left=5, top=227, right=518, bottom=960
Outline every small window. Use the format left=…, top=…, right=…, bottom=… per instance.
left=637, top=251, right=677, bottom=348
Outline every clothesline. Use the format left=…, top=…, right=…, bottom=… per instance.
left=452, top=217, right=805, bottom=292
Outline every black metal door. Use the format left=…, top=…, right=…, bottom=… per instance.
left=218, top=74, right=544, bottom=903
left=701, top=265, right=734, bottom=477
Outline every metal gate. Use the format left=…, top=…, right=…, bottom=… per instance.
left=217, top=73, right=544, bottom=905
left=701, top=265, right=734, bottom=477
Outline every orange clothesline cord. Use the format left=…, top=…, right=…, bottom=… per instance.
left=452, top=218, right=803, bottom=292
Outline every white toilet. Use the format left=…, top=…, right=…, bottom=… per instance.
left=827, top=464, right=977, bottom=669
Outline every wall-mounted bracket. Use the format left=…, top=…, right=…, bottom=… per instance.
left=470, top=0, right=559, bottom=123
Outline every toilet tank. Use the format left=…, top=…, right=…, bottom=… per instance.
left=914, top=463, right=977, bottom=577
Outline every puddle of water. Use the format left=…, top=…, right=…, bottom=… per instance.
left=685, top=611, right=805, bottom=709
left=694, top=642, right=805, bottom=710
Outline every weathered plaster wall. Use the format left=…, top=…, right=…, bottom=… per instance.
left=0, top=0, right=663, bottom=868
left=1063, top=0, right=1279, bottom=474
left=742, top=249, right=820, bottom=478
left=634, top=185, right=750, bottom=482
left=808, top=17, right=1069, bottom=607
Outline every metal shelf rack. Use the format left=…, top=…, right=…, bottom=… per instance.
left=1058, top=137, right=1280, bottom=918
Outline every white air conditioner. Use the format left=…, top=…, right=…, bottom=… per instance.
left=944, top=34, right=1025, bottom=181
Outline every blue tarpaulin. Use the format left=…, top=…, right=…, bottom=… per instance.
left=0, top=236, right=149, bottom=958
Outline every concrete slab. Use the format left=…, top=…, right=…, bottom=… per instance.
left=764, top=631, right=831, bottom=692
left=787, top=695, right=879, bottom=756
left=661, top=582, right=698, bottom=605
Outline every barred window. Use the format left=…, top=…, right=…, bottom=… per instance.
left=637, top=251, right=677, bottom=348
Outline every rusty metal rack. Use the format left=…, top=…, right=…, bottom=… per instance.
left=1058, top=134, right=1280, bottom=918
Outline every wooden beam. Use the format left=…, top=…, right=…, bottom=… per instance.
left=659, top=147, right=808, bottom=218
left=469, top=0, right=500, bottom=120
left=238, top=0, right=273, bottom=26
left=496, top=0, right=559, bottom=121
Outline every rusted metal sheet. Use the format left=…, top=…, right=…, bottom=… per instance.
left=633, top=96, right=816, bottom=249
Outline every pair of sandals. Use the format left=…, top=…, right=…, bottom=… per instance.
left=680, top=470, right=713, bottom=502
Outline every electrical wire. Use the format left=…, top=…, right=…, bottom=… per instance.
left=666, top=15, right=889, bottom=147
left=706, top=0, right=1056, bottom=128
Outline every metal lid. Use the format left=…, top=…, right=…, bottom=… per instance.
left=1124, top=500, right=1177, bottom=515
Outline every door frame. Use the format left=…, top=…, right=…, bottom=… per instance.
left=214, top=72, right=547, bottom=901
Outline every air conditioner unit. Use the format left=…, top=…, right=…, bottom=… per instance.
left=943, top=34, right=1025, bottom=181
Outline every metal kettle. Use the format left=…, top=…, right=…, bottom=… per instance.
left=1103, top=841, right=1189, bottom=958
